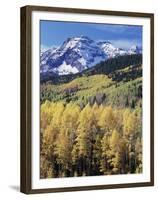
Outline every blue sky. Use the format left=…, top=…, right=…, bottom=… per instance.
left=40, top=20, right=142, bottom=50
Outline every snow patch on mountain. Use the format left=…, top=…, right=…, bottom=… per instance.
left=54, top=61, right=79, bottom=75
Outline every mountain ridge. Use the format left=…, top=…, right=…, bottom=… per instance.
left=40, top=54, right=142, bottom=84
left=40, top=36, right=142, bottom=76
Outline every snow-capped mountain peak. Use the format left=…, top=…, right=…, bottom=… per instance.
left=40, top=36, right=141, bottom=75
left=97, top=41, right=128, bottom=58
left=128, top=45, right=141, bottom=54
left=40, top=36, right=107, bottom=75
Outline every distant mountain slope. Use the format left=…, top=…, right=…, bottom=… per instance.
left=40, top=36, right=141, bottom=76
left=40, top=36, right=107, bottom=75
left=97, top=41, right=128, bottom=58
left=40, top=54, right=142, bottom=84
left=41, top=54, right=142, bottom=108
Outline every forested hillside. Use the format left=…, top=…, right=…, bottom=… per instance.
left=41, top=55, right=142, bottom=109
left=40, top=102, right=142, bottom=178
left=40, top=54, right=142, bottom=84
left=40, top=54, right=143, bottom=178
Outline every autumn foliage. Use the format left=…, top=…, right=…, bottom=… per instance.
left=40, top=101, right=142, bottom=178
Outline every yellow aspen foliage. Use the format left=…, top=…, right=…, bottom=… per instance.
left=40, top=101, right=142, bottom=178
left=98, top=106, right=117, bottom=133
left=40, top=156, right=54, bottom=178
left=76, top=104, right=97, bottom=157
left=41, top=123, right=58, bottom=157
left=53, top=102, right=65, bottom=126
left=109, top=130, right=122, bottom=173
left=123, top=109, right=139, bottom=137
left=62, top=103, right=80, bottom=132
left=135, top=137, right=142, bottom=173
left=55, top=129, right=71, bottom=165
left=110, top=129, right=120, bottom=147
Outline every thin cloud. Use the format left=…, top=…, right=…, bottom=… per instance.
left=90, top=24, right=142, bottom=33
left=110, top=39, right=141, bottom=49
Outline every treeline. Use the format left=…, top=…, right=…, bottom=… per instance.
left=109, top=64, right=142, bottom=82
left=86, top=54, right=142, bottom=76
left=40, top=54, right=142, bottom=84
left=40, top=101, right=142, bottom=178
